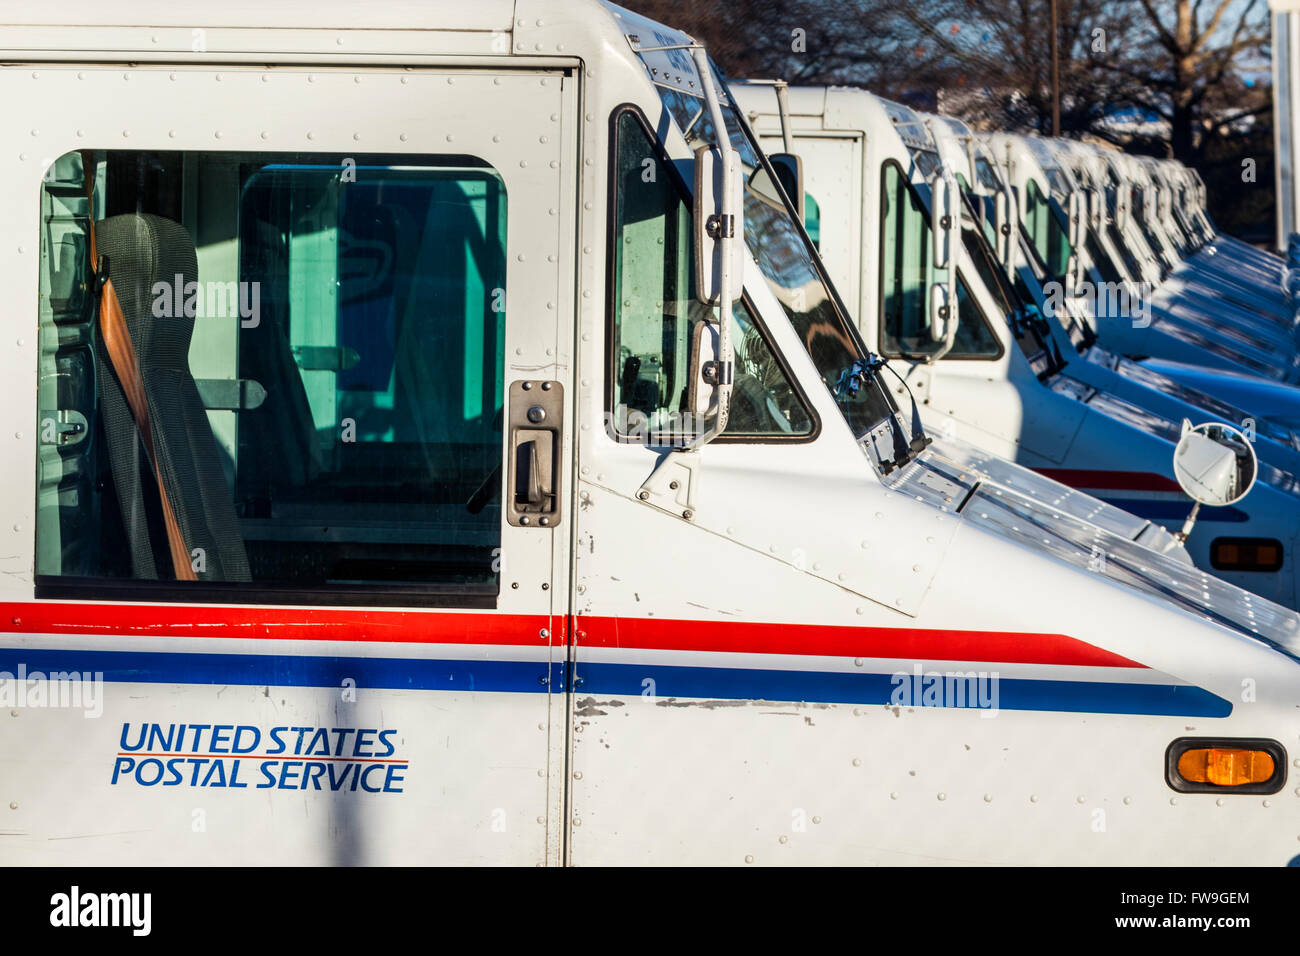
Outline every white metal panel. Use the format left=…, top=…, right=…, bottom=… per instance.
left=0, top=61, right=576, bottom=865
left=0, top=0, right=516, bottom=30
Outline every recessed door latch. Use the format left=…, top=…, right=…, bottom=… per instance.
left=508, top=380, right=563, bottom=527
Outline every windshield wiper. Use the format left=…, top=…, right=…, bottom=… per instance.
left=834, top=355, right=932, bottom=474
left=1011, top=303, right=1069, bottom=376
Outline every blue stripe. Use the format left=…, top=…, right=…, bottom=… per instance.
left=0, top=649, right=1232, bottom=717
left=576, top=663, right=1232, bottom=717
left=1099, top=498, right=1250, bottom=523
left=0, top=649, right=554, bottom=694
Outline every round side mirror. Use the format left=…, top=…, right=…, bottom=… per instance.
left=1172, top=420, right=1257, bottom=507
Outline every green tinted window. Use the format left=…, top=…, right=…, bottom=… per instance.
left=609, top=111, right=812, bottom=441
left=1024, top=179, right=1072, bottom=285
left=36, top=149, right=507, bottom=597
left=805, top=192, right=821, bottom=249
left=959, top=180, right=1001, bottom=254
left=879, top=163, right=1000, bottom=360
left=880, top=162, right=934, bottom=353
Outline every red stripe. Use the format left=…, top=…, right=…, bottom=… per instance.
left=117, top=752, right=408, bottom=764
left=575, top=616, right=1143, bottom=668
left=0, top=602, right=554, bottom=647
left=1034, top=468, right=1183, bottom=493
left=0, top=603, right=1141, bottom=669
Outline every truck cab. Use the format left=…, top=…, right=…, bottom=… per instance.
left=733, top=83, right=1300, bottom=608
left=2, top=1, right=1300, bottom=865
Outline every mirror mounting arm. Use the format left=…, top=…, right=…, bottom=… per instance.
left=686, top=43, right=736, bottom=450
left=705, top=213, right=735, bottom=239
left=1173, top=501, right=1201, bottom=543
left=927, top=170, right=960, bottom=361
left=773, top=79, right=794, bottom=156
left=637, top=44, right=739, bottom=518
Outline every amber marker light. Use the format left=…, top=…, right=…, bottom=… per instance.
left=1178, top=747, right=1274, bottom=786
left=1166, top=738, right=1286, bottom=794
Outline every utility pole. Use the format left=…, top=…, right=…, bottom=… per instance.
left=1272, top=0, right=1300, bottom=249
left=1050, top=0, right=1061, bottom=136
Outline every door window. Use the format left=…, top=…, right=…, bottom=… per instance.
left=879, top=162, right=1000, bottom=360
left=1024, top=178, right=1072, bottom=286
left=36, top=149, right=509, bottom=600
left=608, top=110, right=813, bottom=442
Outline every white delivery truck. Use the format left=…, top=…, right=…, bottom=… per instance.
left=1, top=1, right=1299, bottom=866
left=1155, top=158, right=1285, bottom=281
left=1059, top=144, right=1288, bottom=310
left=923, top=113, right=1300, bottom=544
left=1042, top=138, right=1300, bottom=426
left=1092, top=145, right=1294, bottom=339
left=993, top=134, right=1300, bottom=392
left=731, top=83, right=1300, bottom=609
left=1152, top=157, right=1285, bottom=280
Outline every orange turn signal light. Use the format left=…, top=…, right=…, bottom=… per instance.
left=1166, top=737, right=1286, bottom=794
left=1177, top=747, right=1275, bottom=787
left=1210, top=537, right=1284, bottom=573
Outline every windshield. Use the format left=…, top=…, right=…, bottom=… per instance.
left=951, top=184, right=1065, bottom=376
left=1172, top=196, right=1204, bottom=251
left=960, top=151, right=1096, bottom=354
left=1064, top=169, right=1126, bottom=283
left=1085, top=231, right=1124, bottom=285
left=651, top=70, right=899, bottom=441
left=1010, top=222, right=1098, bottom=353
left=956, top=194, right=1018, bottom=320
left=1160, top=191, right=1192, bottom=255
left=1106, top=204, right=1145, bottom=279
left=968, top=156, right=1003, bottom=248
left=1130, top=188, right=1169, bottom=272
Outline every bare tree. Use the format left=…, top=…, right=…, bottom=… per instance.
left=621, top=0, right=1272, bottom=237
left=621, top=0, right=868, bottom=84
left=1092, top=0, right=1270, bottom=161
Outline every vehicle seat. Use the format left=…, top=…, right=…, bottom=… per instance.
left=96, top=213, right=251, bottom=582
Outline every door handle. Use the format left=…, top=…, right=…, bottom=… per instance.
left=507, top=380, right=563, bottom=527
left=516, top=438, right=542, bottom=506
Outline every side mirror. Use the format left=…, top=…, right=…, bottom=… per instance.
left=635, top=45, right=739, bottom=512
left=745, top=154, right=804, bottom=221
left=930, top=171, right=958, bottom=270
left=686, top=319, right=724, bottom=420
left=993, top=189, right=1009, bottom=264
left=1087, top=188, right=1103, bottom=230
left=1115, top=186, right=1130, bottom=231
left=768, top=153, right=805, bottom=222
left=994, top=185, right=1018, bottom=271
left=1173, top=420, right=1257, bottom=508
left=1066, top=190, right=1083, bottom=250
left=929, top=281, right=956, bottom=344
left=928, top=171, right=960, bottom=356
left=693, top=143, right=745, bottom=306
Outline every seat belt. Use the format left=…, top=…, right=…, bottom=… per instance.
left=82, top=151, right=198, bottom=581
